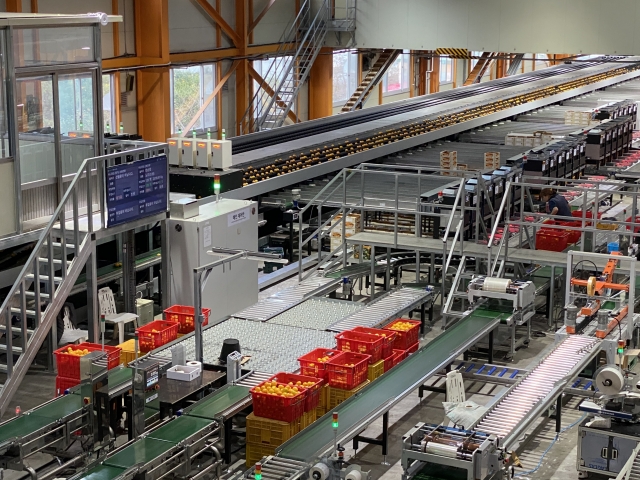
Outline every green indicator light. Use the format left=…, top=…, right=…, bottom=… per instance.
left=618, top=347, right=624, bottom=355
left=332, top=412, right=339, bottom=429
left=255, top=474, right=262, bottom=480
left=214, top=174, right=221, bottom=195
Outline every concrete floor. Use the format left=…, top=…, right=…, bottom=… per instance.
left=0, top=285, right=630, bottom=479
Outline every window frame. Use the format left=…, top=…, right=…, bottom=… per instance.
left=102, top=73, right=116, bottom=133
left=332, top=50, right=359, bottom=106
left=382, top=50, right=411, bottom=97
left=439, top=56, right=453, bottom=84
left=170, top=63, right=218, bottom=135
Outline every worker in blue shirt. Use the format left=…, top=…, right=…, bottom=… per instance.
left=540, top=187, right=572, bottom=218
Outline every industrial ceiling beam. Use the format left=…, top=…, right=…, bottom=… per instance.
left=193, top=0, right=242, bottom=48
left=248, top=0, right=277, bottom=35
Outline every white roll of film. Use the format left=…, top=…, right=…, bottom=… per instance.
left=186, top=361, right=202, bottom=372
left=424, top=442, right=458, bottom=458
left=310, top=462, right=331, bottom=480
left=596, top=366, right=625, bottom=395
left=482, top=277, right=512, bottom=293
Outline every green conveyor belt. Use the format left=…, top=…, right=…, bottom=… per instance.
left=78, top=384, right=252, bottom=478
left=147, top=415, right=212, bottom=442
left=103, top=438, right=177, bottom=469
left=78, top=465, right=126, bottom=480
left=0, top=414, right=58, bottom=444
left=185, top=385, right=250, bottom=420
left=277, top=309, right=504, bottom=462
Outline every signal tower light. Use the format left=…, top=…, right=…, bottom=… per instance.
left=255, top=462, right=262, bottom=480
left=214, top=174, right=221, bottom=202
left=618, top=340, right=626, bottom=355
left=332, top=411, right=339, bottom=429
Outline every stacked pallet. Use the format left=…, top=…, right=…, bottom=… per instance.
left=484, top=152, right=501, bottom=169
left=329, top=213, right=362, bottom=252
left=440, top=150, right=458, bottom=176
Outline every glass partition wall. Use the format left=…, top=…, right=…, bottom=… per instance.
left=0, top=18, right=104, bottom=237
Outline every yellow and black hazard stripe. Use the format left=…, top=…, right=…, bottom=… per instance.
left=435, top=48, right=469, bottom=59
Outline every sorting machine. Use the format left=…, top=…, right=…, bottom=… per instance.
left=219, top=57, right=640, bottom=203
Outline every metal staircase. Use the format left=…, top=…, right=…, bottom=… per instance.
left=506, top=53, right=526, bottom=76
left=341, top=50, right=402, bottom=112
left=0, top=143, right=166, bottom=416
left=240, top=0, right=330, bottom=134
left=464, top=52, right=500, bottom=86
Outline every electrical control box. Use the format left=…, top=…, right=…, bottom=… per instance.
left=210, top=139, right=232, bottom=170
left=180, top=139, right=196, bottom=168
left=195, top=140, right=211, bottom=169
left=168, top=138, right=182, bottom=166
left=169, top=198, right=258, bottom=321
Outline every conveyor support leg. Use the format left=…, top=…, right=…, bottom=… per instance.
left=352, top=411, right=389, bottom=460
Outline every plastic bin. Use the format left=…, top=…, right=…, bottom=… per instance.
left=535, top=228, right=569, bottom=252
left=392, top=349, right=408, bottom=367
left=251, top=380, right=306, bottom=422
left=297, top=348, right=344, bottom=380
left=54, top=343, right=121, bottom=380
left=268, top=372, right=324, bottom=412
left=136, top=320, right=179, bottom=352
left=246, top=443, right=275, bottom=468
left=407, top=342, right=419, bottom=354
left=246, top=412, right=300, bottom=447
left=327, top=381, right=370, bottom=410
left=299, top=409, right=317, bottom=430
left=384, top=319, right=421, bottom=351
left=55, top=375, right=79, bottom=396
left=335, top=330, right=383, bottom=364
left=367, top=359, right=385, bottom=381
left=163, top=305, right=211, bottom=334
left=557, top=221, right=581, bottom=244
left=352, top=326, right=397, bottom=359
left=118, top=339, right=139, bottom=365
left=326, top=352, right=370, bottom=389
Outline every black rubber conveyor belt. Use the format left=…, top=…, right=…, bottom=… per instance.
left=277, top=307, right=506, bottom=462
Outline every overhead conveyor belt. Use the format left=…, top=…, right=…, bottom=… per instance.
left=277, top=306, right=507, bottom=462
left=230, top=60, right=610, bottom=155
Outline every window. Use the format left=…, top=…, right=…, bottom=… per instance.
left=102, top=74, right=116, bottom=133
left=536, top=53, right=550, bottom=69
left=440, top=56, right=453, bottom=84
left=471, top=51, right=482, bottom=69
left=170, top=64, right=217, bottom=134
left=383, top=50, right=411, bottom=95
left=253, top=56, right=295, bottom=118
left=333, top=50, right=358, bottom=104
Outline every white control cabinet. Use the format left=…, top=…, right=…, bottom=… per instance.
left=169, top=199, right=258, bottom=322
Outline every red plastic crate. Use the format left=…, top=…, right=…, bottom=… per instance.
left=393, top=349, right=408, bottom=366
left=352, top=327, right=397, bottom=359
left=406, top=342, right=419, bottom=354
left=55, top=375, right=79, bottom=396
left=384, top=319, right=421, bottom=351
left=298, top=348, right=344, bottom=380
left=335, top=330, right=383, bottom=364
left=268, top=372, right=324, bottom=412
left=164, top=305, right=211, bottom=334
left=136, top=320, right=179, bottom=352
left=251, top=380, right=306, bottom=422
left=535, top=228, right=569, bottom=252
left=383, top=354, right=394, bottom=373
left=559, top=221, right=581, bottom=244
left=54, top=342, right=121, bottom=380
left=326, top=352, right=370, bottom=389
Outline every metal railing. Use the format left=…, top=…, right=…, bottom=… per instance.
left=0, top=143, right=166, bottom=416
left=240, top=0, right=329, bottom=134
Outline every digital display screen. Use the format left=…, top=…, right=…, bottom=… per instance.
left=106, top=156, right=168, bottom=227
left=145, top=364, right=159, bottom=389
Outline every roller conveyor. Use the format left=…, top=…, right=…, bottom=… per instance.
left=329, top=286, right=431, bottom=332
left=472, top=335, right=600, bottom=450
left=233, top=274, right=341, bottom=321
left=277, top=306, right=506, bottom=462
